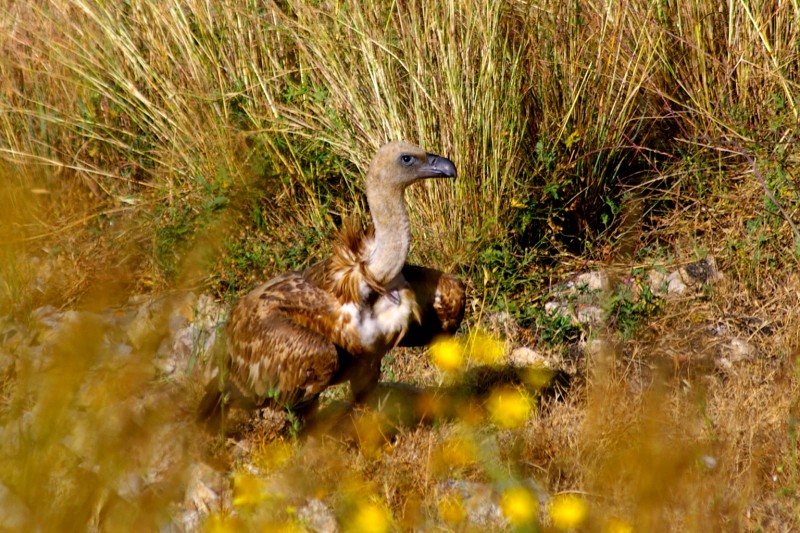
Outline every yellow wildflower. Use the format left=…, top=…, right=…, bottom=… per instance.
left=500, top=486, right=538, bottom=525
left=549, top=494, right=589, bottom=530
left=232, top=472, right=266, bottom=507
left=347, top=502, right=391, bottom=533
left=487, top=386, right=532, bottom=428
left=430, top=337, right=464, bottom=371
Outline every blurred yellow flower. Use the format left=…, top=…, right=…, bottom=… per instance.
left=204, top=513, right=240, bottom=533
left=603, top=517, right=633, bottom=533
left=431, top=337, right=464, bottom=371
left=467, top=331, right=505, bottom=364
left=438, top=494, right=466, bottom=524
left=430, top=330, right=507, bottom=371
left=549, top=494, right=589, bottom=530
left=500, top=486, right=538, bottom=525
left=348, top=502, right=392, bottom=533
left=487, top=386, right=532, bottom=428
left=232, top=472, right=266, bottom=507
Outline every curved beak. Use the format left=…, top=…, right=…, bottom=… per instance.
left=421, top=153, right=457, bottom=178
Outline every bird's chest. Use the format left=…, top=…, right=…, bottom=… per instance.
left=338, top=287, right=417, bottom=354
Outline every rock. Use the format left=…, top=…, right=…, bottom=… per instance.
left=650, top=256, right=722, bottom=297
left=30, top=307, right=75, bottom=345
left=30, top=304, right=60, bottom=324
left=567, top=271, right=610, bottom=293
left=484, top=311, right=522, bottom=340
left=0, top=318, right=19, bottom=377
left=545, top=270, right=610, bottom=327
left=110, top=342, right=134, bottom=359
left=0, top=292, right=234, bottom=532
left=436, top=480, right=504, bottom=528
left=126, top=292, right=196, bottom=350
left=706, top=322, right=730, bottom=337
left=647, top=269, right=669, bottom=295
left=508, top=347, right=546, bottom=366
left=684, top=256, right=721, bottom=284
left=155, top=323, right=219, bottom=379
left=435, top=478, right=546, bottom=529
left=585, top=338, right=615, bottom=359
left=174, top=461, right=231, bottom=531
left=666, top=271, right=689, bottom=295
left=543, top=301, right=604, bottom=326
left=175, top=508, right=203, bottom=533
left=544, top=300, right=573, bottom=320
left=575, top=304, right=604, bottom=326
left=297, top=498, right=339, bottom=533
left=193, top=294, right=227, bottom=329
left=721, top=337, right=756, bottom=364
left=126, top=301, right=166, bottom=350
left=122, top=292, right=226, bottom=380
left=184, top=462, right=223, bottom=515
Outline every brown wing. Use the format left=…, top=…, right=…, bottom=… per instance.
left=225, top=272, right=340, bottom=409
left=398, top=265, right=466, bottom=347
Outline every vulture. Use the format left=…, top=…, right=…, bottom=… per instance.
left=198, top=141, right=466, bottom=429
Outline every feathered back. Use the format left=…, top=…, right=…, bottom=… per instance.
left=305, top=219, right=383, bottom=304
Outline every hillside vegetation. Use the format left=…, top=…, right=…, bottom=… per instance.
left=1, top=0, right=798, bottom=531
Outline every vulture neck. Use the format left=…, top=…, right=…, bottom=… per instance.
left=366, top=181, right=410, bottom=286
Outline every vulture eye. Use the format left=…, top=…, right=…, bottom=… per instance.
left=399, top=154, right=415, bottom=166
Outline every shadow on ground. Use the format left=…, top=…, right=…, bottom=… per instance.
left=301, top=364, right=572, bottom=443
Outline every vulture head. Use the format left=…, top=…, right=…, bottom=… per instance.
left=366, top=141, right=457, bottom=195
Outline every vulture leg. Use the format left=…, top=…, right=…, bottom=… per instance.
left=348, top=357, right=383, bottom=404
left=197, top=372, right=263, bottom=433
left=399, top=265, right=466, bottom=347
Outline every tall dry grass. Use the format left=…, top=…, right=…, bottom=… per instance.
left=2, top=0, right=797, bottom=279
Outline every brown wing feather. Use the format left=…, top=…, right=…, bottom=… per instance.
left=225, top=272, right=340, bottom=409
left=398, top=265, right=466, bottom=347
left=305, top=219, right=382, bottom=304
